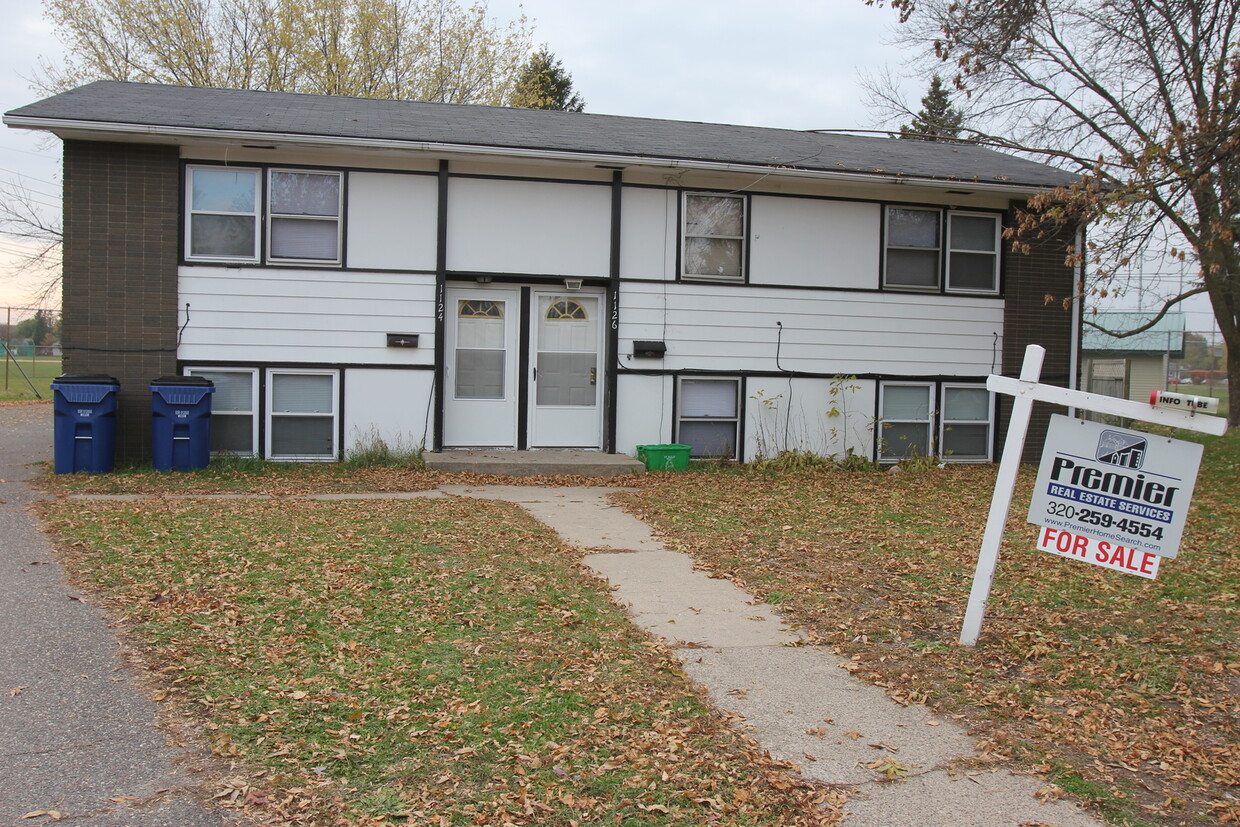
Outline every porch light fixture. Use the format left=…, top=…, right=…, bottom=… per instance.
left=475, top=275, right=493, bottom=284
left=564, top=278, right=583, bottom=291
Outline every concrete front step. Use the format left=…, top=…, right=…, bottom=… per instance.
left=424, top=449, right=645, bottom=477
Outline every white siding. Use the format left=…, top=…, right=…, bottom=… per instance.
left=343, top=368, right=435, bottom=456
left=749, top=197, right=880, bottom=289
left=745, top=377, right=876, bottom=460
left=346, top=172, right=438, bottom=271
left=178, top=267, right=436, bottom=364
left=615, top=373, right=674, bottom=455
left=446, top=178, right=611, bottom=276
left=619, top=188, right=677, bottom=280
left=619, top=283, right=1003, bottom=376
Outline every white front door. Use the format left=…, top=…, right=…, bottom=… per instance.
left=529, top=291, right=603, bottom=448
left=443, top=286, right=519, bottom=447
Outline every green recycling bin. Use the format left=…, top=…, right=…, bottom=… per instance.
left=636, top=444, right=691, bottom=471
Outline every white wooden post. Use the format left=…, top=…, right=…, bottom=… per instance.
left=959, top=345, right=1044, bottom=646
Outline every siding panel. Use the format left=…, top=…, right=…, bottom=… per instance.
left=346, top=172, right=438, bottom=271
left=446, top=178, right=611, bottom=276
left=619, top=283, right=1003, bottom=375
left=750, top=197, right=880, bottom=289
left=178, top=267, right=436, bottom=364
left=619, top=187, right=677, bottom=280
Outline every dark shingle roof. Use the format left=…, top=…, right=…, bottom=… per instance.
left=6, top=80, right=1080, bottom=189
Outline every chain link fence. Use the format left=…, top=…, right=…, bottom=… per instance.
left=2, top=305, right=63, bottom=399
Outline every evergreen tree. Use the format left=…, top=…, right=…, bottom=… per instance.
left=510, top=48, right=585, bottom=111
left=899, top=75, right=964, bottom=141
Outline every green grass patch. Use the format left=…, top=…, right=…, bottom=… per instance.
left=0, top=355, right=60, bottom=401
left=41, top=497, right=841, bottom=826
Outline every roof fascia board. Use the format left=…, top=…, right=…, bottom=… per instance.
left=3, top=114, right=1051, bottom=196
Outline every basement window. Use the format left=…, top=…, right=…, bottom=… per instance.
left=184, top=367, right=258, bottom=455
left=266, top=369, right=338, bottom=461
left=677, top=377, right=740, bottom=459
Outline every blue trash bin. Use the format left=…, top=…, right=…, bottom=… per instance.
left=150, top=376, right=215, bottom=472
left=50, top=374, right=120, bottom=475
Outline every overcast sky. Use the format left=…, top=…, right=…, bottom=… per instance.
left=0, top=0, right=1219, bottom=332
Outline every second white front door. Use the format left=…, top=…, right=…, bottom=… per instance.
left=529, top=291, right=603, bottom=448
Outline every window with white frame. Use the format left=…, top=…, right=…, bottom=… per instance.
left=682, top=193, right=746, bottom=281
left=878, top=381, right=993, bottom=462
left=677, top=378, right=740, bottom=459
left=878, top=382, right=933, bottom=461
left=884, top=207, right=940, bottom=289
left=940, top=384, right=993, bottom=461
left=268, top=169, right=342, bottom=264
left=186, top=167, right=260, bottom=261
left=266, top=369, right=338, bottom=461
left=185, top=166, right=342, bottom=265
left=185, top=367, right=259, bottom=456
left=946, top=213, right=1000, bottom=292
left=884, top=207, right=1001, bottom=293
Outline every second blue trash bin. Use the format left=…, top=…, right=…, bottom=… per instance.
left=50, top=374, right=120, bottom=474
left=150, top=376, right=215, bottom=472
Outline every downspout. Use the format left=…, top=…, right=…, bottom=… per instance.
left=432, top=159, right=449, bottom=452
left=1068, top=224, right=1084, bottom=416
left=606, top=169, right=622, bottom=453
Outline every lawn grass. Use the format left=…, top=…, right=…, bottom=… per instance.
left=0, top=355, right=60, bottom=400
left=35, top=420, right=1238, bottom=825
left=38, top=455, right=648, bottom=496
left=40, top=496, right=842, bottom=826
left=621, top=427, right=1240, bottom=827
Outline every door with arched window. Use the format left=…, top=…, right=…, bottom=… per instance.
left=443, top=286, right=520, bottom=447
left=530, top=291, right=603, bottom=447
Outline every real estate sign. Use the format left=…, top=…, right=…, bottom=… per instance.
left=1026, top=415, right=1203, bottom=571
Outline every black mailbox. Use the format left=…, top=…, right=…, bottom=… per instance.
left=633, top=340, right=667, bottom=359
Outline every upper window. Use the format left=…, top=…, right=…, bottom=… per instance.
left=185, top=166, right=342, bottom=266
left=884, top=207, right=940, bottom=289
left=186, top=167, right=260, bottom=262
left=683, top=193, right=746, bottom=282
left=946, top=213, right=1000, bottom=292
left=884, top=207, right=1000, bottom=293
left=267, top=170, right=342, bottom=264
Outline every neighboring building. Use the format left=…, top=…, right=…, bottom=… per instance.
left=1082, top=311, right=1185, bottom=403
left=5, top=81, right=1082, bottom=463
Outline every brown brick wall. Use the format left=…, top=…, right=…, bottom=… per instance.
left=1000, top=203, right=1081, bottom=462
left=61, top=140, right=180, bottom=463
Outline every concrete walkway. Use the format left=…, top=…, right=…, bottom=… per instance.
left=0, top=404, right=232, bottom=827
left=441, top=485, right=1105, bottom=827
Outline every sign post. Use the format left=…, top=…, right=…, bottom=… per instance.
left=959, top=344, right=1226, bottom=646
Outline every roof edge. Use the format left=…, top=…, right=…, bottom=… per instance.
left=3, top=113, right=1054, bottom=196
